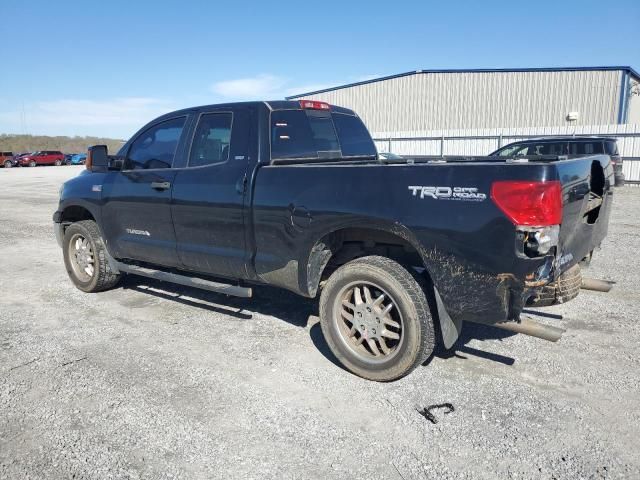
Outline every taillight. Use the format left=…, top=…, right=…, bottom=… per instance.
left=299, top=100, right=330, bottom=110
left=491, top=180, right=562, bottom=226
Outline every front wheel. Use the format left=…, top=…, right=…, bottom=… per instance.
left=63, top=220, right=121, bottom=292
left=3, top=160, right=12, bottom=168
left=54, top=159, right=62, bottom=166
left=319, top=256, right=435, bottom=381
left=29, top=160, right=36, bottom=167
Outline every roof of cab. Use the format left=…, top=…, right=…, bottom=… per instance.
left=154, top=100, right=357, bottom=120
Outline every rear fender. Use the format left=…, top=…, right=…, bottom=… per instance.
left=304, top=219, right=463, bottom=347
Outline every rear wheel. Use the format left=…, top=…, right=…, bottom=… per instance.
left=54, top=159, right=62, bottom=166
left=3, top=160, right=12, bottom=168
left=319, top=256, right=435, bottom=381
left=63, top=220, right=121, bottom=292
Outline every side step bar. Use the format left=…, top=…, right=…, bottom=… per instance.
left=115, top=262, right=252, bottom=298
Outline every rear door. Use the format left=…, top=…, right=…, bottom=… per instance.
left=101, top=115, right=190, bottom=267
left=171, top=107, right=253, bottom=279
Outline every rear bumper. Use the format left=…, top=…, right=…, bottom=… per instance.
left=526, top=264, right=582, bottom=307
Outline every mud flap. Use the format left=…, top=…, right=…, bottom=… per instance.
left=434, top=287, right=462, bottom=349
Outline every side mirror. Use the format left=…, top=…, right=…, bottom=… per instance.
left=87, top=145, right=109, bottom=171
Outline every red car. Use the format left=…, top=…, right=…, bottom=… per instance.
left=1, top=151, right=16, bottom=168
left=19, top=151, right=66, bottom=167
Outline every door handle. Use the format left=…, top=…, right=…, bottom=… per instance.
left=150, top=181, right=171, bottom=190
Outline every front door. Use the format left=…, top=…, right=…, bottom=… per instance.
left=171, top=107, right=252, bottom=279
left=101, top=115, right=189, bottom=268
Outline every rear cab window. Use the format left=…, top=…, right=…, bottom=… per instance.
left=270, top=108, right=376, bottom=162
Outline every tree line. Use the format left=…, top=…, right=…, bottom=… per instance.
left=0, top=134, right=126, bottom=154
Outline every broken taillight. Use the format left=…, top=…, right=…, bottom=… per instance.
left=491, top=180, right=563, bottom=226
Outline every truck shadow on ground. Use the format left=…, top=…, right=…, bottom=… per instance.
left=120, top=276, right=517, bottom=371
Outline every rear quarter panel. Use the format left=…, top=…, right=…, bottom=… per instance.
left=252, top=161, right=559, bottom=323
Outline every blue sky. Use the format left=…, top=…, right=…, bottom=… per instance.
left=1, top=0, right=639, bottom=138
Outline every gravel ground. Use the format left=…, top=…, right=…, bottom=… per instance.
left=1, top=166, right=639, bottom=480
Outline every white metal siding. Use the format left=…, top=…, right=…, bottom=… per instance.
left=293, top=70, right=623, bottom=132
left=371, top=124, right=640, bottom=181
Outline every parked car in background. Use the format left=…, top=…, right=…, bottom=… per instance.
left=64, top=154, right=74, bottom=165
left=69, top=153, right=87, bottom=165
left=1, top=151, right=17, bottom=168
left=18, top=151, right=65, bottom=167
left=490, top=137, right=624, bottom=186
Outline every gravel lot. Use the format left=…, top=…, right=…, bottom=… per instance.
left=1, top=166, right=639, bottom=479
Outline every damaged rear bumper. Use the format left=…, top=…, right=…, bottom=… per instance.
left=526, top=264, right=582, bottom=307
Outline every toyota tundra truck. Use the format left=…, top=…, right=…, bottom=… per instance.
left=53, top=100, right=613, bottom=381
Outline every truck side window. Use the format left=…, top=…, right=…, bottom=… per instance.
left=125, top=116, right=186, bottom=170
left=189, top=113, right=233, bottom=167
left=569, top=142, right=604, bottom=155
left=535, top=143, right=565, bottom=155
left=496, top=144, right=522, bottom=156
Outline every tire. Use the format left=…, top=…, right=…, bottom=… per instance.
left=54, top=159, right=62, bottom=166
left=29, top=160, right=36, bottom=167
left=319, top=255, right=435, bottom=381
left=3, top=160, right=12, bottom=168
left=63, top=220, right=121, bottom=292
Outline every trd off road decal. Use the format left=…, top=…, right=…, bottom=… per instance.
left=408, top=186, right=487, bottom=202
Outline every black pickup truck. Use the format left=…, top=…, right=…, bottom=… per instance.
left=53, top=100, right=613, bottom=381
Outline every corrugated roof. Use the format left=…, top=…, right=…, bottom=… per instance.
left=286, top=66, right=640, bottom=99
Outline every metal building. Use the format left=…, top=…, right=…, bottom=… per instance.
left=287, top=67, right=640, bottom=133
